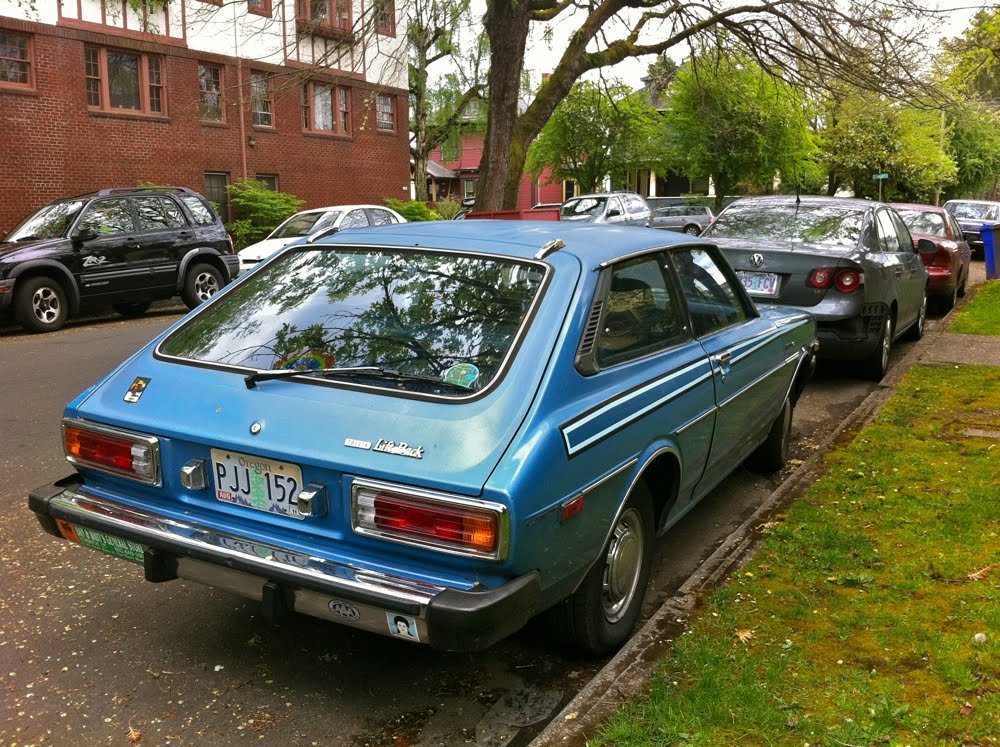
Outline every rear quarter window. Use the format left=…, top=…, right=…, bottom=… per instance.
left=181, top=195, right=218, bottom=226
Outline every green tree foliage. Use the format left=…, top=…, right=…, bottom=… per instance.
left=525, top=81, right=662, bottom=194
left=818, top=91, right=956, bottom=202
left=225, top=178, right=304, bottom=250
left=946, top=104, right=1000, bottom=198
left=940, top=7, right=1000, bottom=101
left=660, top=54, right=815, bottom=212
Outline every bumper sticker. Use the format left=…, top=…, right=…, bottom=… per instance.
left=386, top=612, right=420, bottom=642
left=75, top=525, right=145, bottom=563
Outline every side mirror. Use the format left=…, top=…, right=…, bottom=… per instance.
left=916, top=238, right=938, bottom=257
left=607, top=208, right=622, bottom=218
left=71, top=228, right=97, bottom=246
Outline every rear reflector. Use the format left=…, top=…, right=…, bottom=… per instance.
left=352, top=479, right=506, bottom=559
left=63, top=419, right=160, bottom=484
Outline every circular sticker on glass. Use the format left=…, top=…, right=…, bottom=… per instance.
left=442, top=363, right=480, bottom=389
left=276, top=347, right=336, bottom=371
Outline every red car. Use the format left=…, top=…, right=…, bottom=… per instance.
left=891, top=203, right=972, bottom=313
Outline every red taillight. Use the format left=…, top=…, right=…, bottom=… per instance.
left=353, top=481, right=504, bottom=558
left=226, top=234, right=236, bottom=254
left=63, top=421, right=159, bottom=483
left=807, top=267, right=862, bottom=293
left=931, top=248, right=952, bottom=269
left=834, top=269, right=862, bottom=293
left=806, top=267, right=835, bottom=288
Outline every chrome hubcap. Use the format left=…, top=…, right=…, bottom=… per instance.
left=602, top=507, right=644, bottom=623
left=32, top=287, right=61, bottom=323
left=194, top=272, right=219, bottom=302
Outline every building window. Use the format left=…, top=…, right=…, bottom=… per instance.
left=375, top=0, right=394, bottom=34
left=84, top=47, right=164, bottom=115
left=257, top=175, right=278, bottom=190
left=463, top=179, right=477, bottom=200
left=376, top=93, right=395, bottom=131
left=204, top=173, right=230, bottom=222
left=198, top=64, right=223, bottom=121
left=250, top=72, right=272, bottom=127
left=302, top=81, right=350, bottom=134
left=300, top=0, right=351, bottom=29
left=248, top=0, right=272, bottom=16
left=0, top=31, right=32, bottom=88
left=564, top=180, right=577, bottom=201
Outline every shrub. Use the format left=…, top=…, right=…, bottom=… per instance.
left=384, top=198, right=439, bottom=222
left=433, top=196, right=463, bottom=220
left=226, top=178, right=304, bottom=249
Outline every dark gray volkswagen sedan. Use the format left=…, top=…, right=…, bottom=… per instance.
left=702, top=196, right=930, bottom=381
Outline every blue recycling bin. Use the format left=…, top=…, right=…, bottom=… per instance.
left=982, top=223, right=998, bottom=280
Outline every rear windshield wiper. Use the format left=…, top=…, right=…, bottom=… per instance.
left=244, top=366, right=473, bottom=393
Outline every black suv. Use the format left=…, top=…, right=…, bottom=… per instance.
left=0, top=187, right=239, bottom=333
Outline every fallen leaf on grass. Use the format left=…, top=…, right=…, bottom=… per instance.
left=734, top=629, right=755, bottom=644
left=126, top=724, right=142, bottom=743
left=967, top=565, right=995, bottom=582
left=564, top=712, right=578, bottom=720
left=959, top=702, right=975, bottom=716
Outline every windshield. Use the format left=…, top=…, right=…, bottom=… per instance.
left=896, top=210, right=946, bottom=238
left=705, top=203, right=865, bottom=248
left=947, top=202, right=1000, bottom=221
left=159, top=247, right=547, bottom=396
left=270, top=211, right=341, bottom=239
left=561, top=197, right=606, bottom=220
left=6, top=201, right=86, bottom=242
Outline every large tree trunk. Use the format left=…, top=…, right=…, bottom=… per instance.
left=477, top=2, right=531, bottom=210
left=413, top=152, right=430, bottom=203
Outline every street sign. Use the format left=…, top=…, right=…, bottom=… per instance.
left=873, top=173, right=889, bottom=179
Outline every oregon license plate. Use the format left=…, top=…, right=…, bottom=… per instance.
left=211, top=448, right=304, bottom=519
left=737, top=271, right=779, bottom=296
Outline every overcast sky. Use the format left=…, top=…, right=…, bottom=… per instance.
left=508, top=1, right=988, bottom=92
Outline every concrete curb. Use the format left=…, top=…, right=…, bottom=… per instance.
left=529, top=307, right=957, bottom=747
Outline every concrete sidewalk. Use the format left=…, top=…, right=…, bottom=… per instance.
left=530, top=296, right=1000, bottom=747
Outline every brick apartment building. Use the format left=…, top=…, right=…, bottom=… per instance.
left=0, top=0, right=410, bottom=234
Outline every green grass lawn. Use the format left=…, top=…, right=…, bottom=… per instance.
left=594, top=365, right=1000, bottom=747
left=950, top=280, right=1000, bottom=335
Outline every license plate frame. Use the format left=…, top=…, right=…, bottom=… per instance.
left=737, top=270, right=780, bottom=296
left=211, top=448, right=304, bottom=520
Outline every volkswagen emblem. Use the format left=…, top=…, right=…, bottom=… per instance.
left=749, top=253, right=765, bottom=268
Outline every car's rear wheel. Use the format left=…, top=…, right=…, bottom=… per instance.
left=181, top=263, right=223, bottom=309
left=746, top=396, right=792, bottom=472
left=15, top=276, right=68, bottom=333
left=863, top=314, right=894, bottom=381
left=683, top=224, right=701, bottom=236
left=550, top=484, right=654, bottom=657
left=113, top=301, right=152, bottom=318
left=958, top=272, right=967, bottom=298
left=903, top=291, right=927, bottom=341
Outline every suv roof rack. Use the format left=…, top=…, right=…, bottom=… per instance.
left=95, top=186, right=200, bottom=197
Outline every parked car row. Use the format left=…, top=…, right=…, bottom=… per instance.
left=13, top=187, right=993, bottom=664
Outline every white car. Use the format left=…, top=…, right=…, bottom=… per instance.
left=238, top=204, right=406, bottom=275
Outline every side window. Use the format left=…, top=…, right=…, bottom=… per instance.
left=76, top=199, right=135, bottom=236
left=671, top=247, right=750, bottom=337
left=369, top=208, right=396, bottom=225
left=181, top=195, right=216, bottom=226
left=889, top=211, right=914, bottom=251
left=627, top=195, right=645, bottom=214
left=876, top=210, right=902, bottom=252
left=947, top=214, right=964, bottom=242
left=607, top=197, right=624, bottom=217
left=596, top=255, right=687, bottom=367
left=340, top=209, right=370, bottom=229
left=134, top=196, right=187, bottom=231
left=860, top=214, right=879, bottom=251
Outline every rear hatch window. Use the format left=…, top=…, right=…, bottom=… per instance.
left=158, top=246, right=547, bottom=397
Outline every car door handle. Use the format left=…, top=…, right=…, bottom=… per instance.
left=715, top=352, right=732, bottom=366
left=178, top=231, right=193, bottom=239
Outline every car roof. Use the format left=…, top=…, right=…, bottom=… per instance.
left=889, top=202, right=946, bottom=213
left=944, top=199, right=1000, bottom=206
left=725, top=195, right=880, bottom=211
left=296, top=204, right=401, bottom=214
left=313, top=220, right=699, bottom=265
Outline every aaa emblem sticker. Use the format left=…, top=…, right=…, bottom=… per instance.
left=123, top=377, right=151, bottom=403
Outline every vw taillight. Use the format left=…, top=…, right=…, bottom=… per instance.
left=63, top=419, right=160, bottom=484
left=834, top=269, right=863, bottom=293
left=352, top=479, right=507, bottom=559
